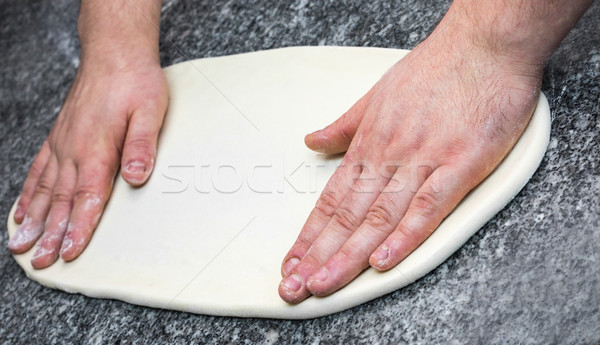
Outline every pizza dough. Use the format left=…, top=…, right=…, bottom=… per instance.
left=7, top=46, right=551, bottom=319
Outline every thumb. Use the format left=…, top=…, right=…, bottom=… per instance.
left=121, top=107, right=166, bottom=186
left=304, top=89, right=372, bottom=154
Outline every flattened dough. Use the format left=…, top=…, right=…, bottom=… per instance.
left=7, top=46, right=551, bottom=319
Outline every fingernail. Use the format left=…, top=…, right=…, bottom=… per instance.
left=283, top=257, right=299, bottom=276
left=125, top=161, right=147, bottom=175
left=373, top=244, right=390, bottom=266
left=312, top=267, right=329, bottom=283
left=15, top=205, right=23, bottom=219
left=281, top=274, right=302, bottom=293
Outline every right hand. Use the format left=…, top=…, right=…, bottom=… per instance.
left=8, top=53, right=168, bottom=269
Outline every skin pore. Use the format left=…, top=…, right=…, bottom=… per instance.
left=8, top=0, right=594, bottom=303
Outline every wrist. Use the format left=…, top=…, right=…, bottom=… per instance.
left=77, top=0, right=162, bottom=68
left=438, top=0, right=594, bottom=69
left=438, top=2, right=547, bottom=70
left=410, top=16, right=544, bottom=121
left=79, top=37, right=160, bottom=71
left=419, top=20, right=544, bottom=87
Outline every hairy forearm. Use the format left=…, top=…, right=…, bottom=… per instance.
left=440, top=0, right=594, bottom=66
left=77, top=0, right=163, bottom=65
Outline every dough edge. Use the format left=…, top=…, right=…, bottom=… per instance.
left=6, top=46, right=551, bottom=319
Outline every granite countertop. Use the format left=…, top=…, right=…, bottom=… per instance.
left=1, top=0, right=599, bottom=343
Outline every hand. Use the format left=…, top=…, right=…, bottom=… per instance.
left=8, top=54, right=168, bottom=269
left=278, top=30, right=543, bottom=303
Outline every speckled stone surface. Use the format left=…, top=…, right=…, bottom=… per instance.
left=1, top=0, right=599, bottom=344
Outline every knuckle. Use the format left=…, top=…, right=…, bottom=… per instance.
left=34, top=179, right=54, bottom=196
left=73, top=188, right=103, bottom=204
left=332, top=204, right=360, bottom=233
left=78, top=163, right=117, bottom=183
left=298, top=252, right=319, bottom=270
left=411, top=190, right=440, bottom=218
left=125, top=137, right=155, bottom=151
left=123, top=138, right=156, bottom=163
left=395, top=223, right=421, bottom=247
left=51, top=190, right=72, bottom=205
left=314, top=191, right=339, bottom=218
left=365, top=203, right=395, bottom=229
left=339, top=241, right=373, bottom=261
left=292, top=236, right=311, bottom=254
left=339, top=126, right=353, bottom=143
left=338, top=246, right=356, bottom=262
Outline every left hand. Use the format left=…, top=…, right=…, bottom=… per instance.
left=278, top=29, right=543, bottom=303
